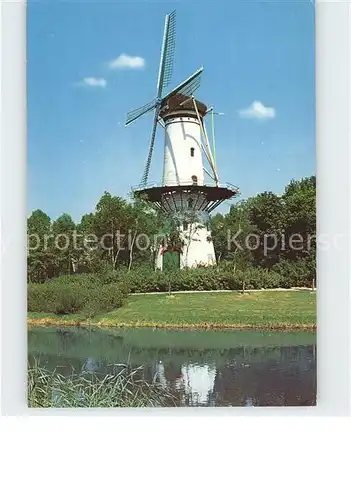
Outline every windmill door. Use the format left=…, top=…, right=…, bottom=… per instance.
left=163, top=250, right=181, bottom=271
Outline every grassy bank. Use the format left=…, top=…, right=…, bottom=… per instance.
left=28, top=290, right=316, bottom=330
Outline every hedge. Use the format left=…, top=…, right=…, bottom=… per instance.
left=28, top=264, right=315, bottom=315
left=97, top=265, right=310, bottom=293
left=28, top=274, right=130, bottom=317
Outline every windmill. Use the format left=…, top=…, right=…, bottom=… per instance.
left=125, top=10, right=239, bottom=270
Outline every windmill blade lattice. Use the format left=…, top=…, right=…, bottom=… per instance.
left=140, top=10, right=176, bottom=186
left=156, top=10, right=176, bottom=96
left=164, top=66, right=203, bottom=101
left=125, top=98, right=157, bottom=126
left=140, top=104, right=161, bottom=186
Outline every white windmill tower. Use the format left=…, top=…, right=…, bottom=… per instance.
left=125, top=10, right=239, bottom=270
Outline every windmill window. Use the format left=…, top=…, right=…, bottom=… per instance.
left=190, top=147, right=195, bottom=157
left=191, top=175, right=198, bottom=185
left=188, top=199, right=194, bottom=209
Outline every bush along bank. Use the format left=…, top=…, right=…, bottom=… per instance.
left=28, top=265, right=316, bottom=316
left=117, top=264, right=315, bottom=293
left=28, top=274, right=130, bottom=317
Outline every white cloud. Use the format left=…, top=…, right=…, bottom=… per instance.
left=108, top=53, right=145, bottom=69
left=239, top=101, right=276, bottom=120
left=79, top=77, right=107, bottom=88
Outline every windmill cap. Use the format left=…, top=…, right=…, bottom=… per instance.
left=160, top=93, right=207, bottom=119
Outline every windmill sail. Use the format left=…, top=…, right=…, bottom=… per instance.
left=139, top=10, right=176, bottom=186
left=125, top=11, right=176, bottom=127
left=140, top=104, right=161, bottom=186
left=156, top=10, right=176, bottom=97
left=125, top=98, right=157, bottom=126
left=164, top=66, right=203, bottom=101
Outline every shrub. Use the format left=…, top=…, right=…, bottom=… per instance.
left=122, top=264, right=312, bottom=292
left=51, top=284, right=86, bottom=315
left=82, top=283, right=130, bottom=318
left=28, top=275, right=130, bottom=316
left=272, top=258, right=315, bottom=288
left=118, top=266, right=284, bottom=293
left=28, top=283, right=56, bottom=313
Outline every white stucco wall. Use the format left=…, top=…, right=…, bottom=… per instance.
left=155, top=222, right=216, bottom=270
left=163, top=115, right=204, bottom=186
left=180, top=223, right=216, bottom=268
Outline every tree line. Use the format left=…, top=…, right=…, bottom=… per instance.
left=27, top=176, right=316, bottom=285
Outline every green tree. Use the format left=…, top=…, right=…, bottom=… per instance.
left=27, top=209, right=53, bottom=282
left=127, top=198, right=164, bottom=270
left=92, top=192, right=130, bottom=269
left=282, top=176, right=316, bottom=261
left=75, top=212, right=101, bottom=273
left=51, top=213, right=76, bottom=276
left=246, top=192, right=286, bottom=268
left=211, top=202, right=255, bottom=270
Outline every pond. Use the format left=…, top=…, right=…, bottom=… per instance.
left=28, top=327, right=316, bottom=407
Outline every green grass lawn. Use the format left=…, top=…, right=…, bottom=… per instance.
left=28, top=290, right=316, bottom=330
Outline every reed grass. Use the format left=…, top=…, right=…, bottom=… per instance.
left=28, top=360, right=176, bottom=408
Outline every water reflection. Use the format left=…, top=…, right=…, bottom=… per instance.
left=82, top=357, right=103, bottom=374
left=28, top=327, right=316, bottom=407
left=151, top=346, right=316, bottom=406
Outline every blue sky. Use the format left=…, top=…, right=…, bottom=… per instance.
left=28, top=0, right=315, bottom=222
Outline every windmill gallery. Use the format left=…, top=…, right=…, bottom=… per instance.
left=125, top=10, right=239, bottom=271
